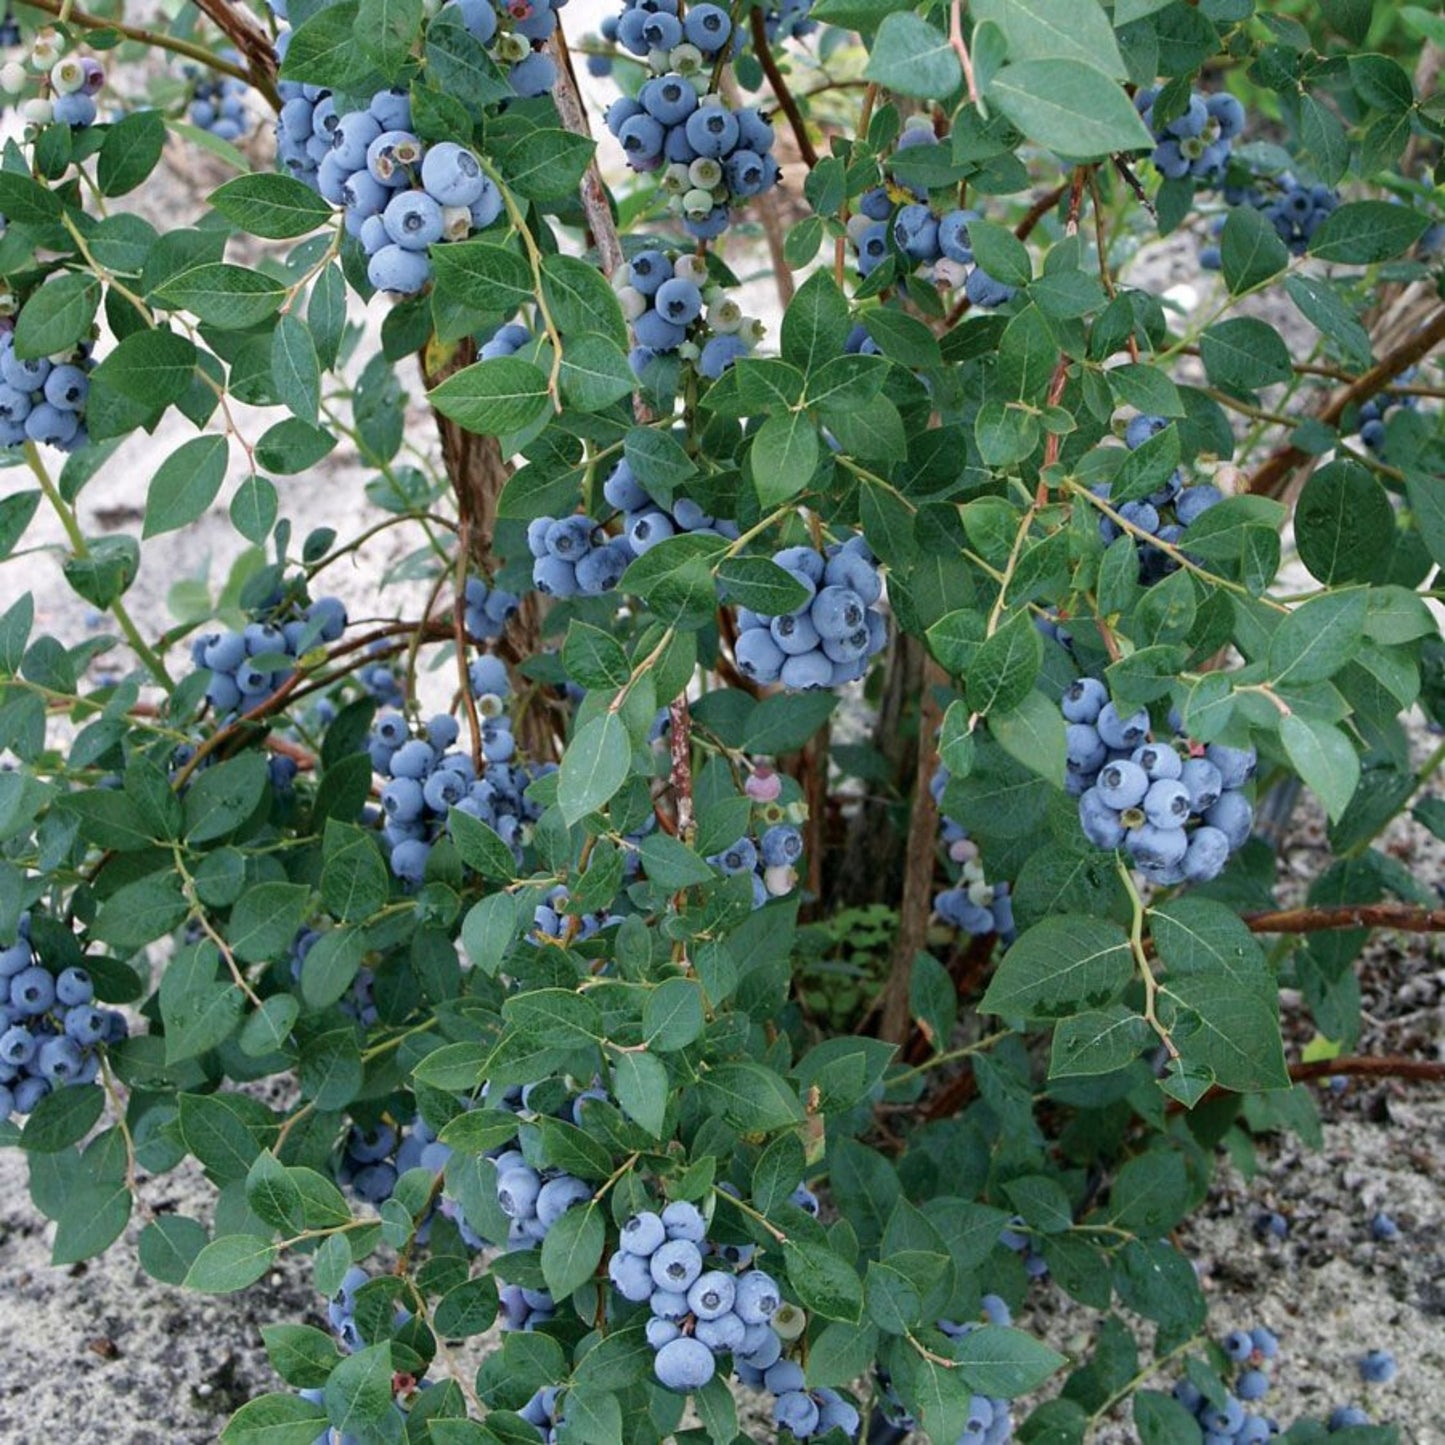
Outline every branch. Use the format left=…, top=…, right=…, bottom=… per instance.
left=948, top=0, right=980, bottom=106
left=878, top=658, right=947, bottom=1046
left=1289, top=1055, right=1445, bottom=1084
left=1246, top=304, right=1445, bottom=497
left=546, top=29, right=626, bottom=278
left=190, top=0, right=281, bottom=107
left=749, top=9, right=819, bottom=168
left=19, top=0, right=261, bottom=90
left=669, top=696, right=694, bottom=843
left=1244, top=903, right=1445, bottom=934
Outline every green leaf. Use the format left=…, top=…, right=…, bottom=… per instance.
left=160, top=945, right=245, bottom=1064
left=0, top=491, right=41, bottom=561
left=320, top=819, right=390, bottom=922
left=430, top=239, right=533, bottom=316
left=1199, top=317, right=1292, bottom=392
left=559, top=332, right=635, bottom=413
left=153, top=264, right=287, bottom=329
left=987, top=60, right=1153, bottom=160
left=1308, top=201, right=1430, bottom=264
left=1220, top=205, right=1289, bottom=295
left=953, top=1325, right=1067, bottom=1396
left=1050, top=1006, right=1152, bottom=1077
left=13, top=272, right=100, bottom=359
left=247, top=1151, right=305, bottom=1233
left=540, top=1199, right=604, bottom=1299
left=228, top=882, right=312, bottom=963
left=989, top=688, right=1066, bottom=787
left=144, top=435, right=229, bottom=538
left=1268, top=589, right=1367, bottom=685
left=558, top=712, right=631, bottom=824
left=52, top=1179, right=131, bottom=1265
left=863, top=12, right=961, bottom=99
left=240, top=994, right=301, bottom=1057
left=138, top=1215, right=208, bottom=1286
left=1284, top=275, right=1373, bottom=369
left=611, top=1049, right=668, bottom=1137
left=461, top=891, right=521, bottom=975
left=428, top=358, right=552, bottom=437
left=261, top=1324, right=344, bottom=1389
left=210, top=174, right=335, bottom=239
left=1296, top=461, right=1393, bottom=585
left=780, top=270, right=850, bottom=376
left=272, top=313, right=321, bottom=426
left=493, top=129, right=596, bottom=203
left=20, top=1082, right=105, bottom=1153
left=980, top=915, right=1134, bottom=1020
left=716, top=556, right=811, bottom=615
left=97, top=108, right=166, bottom=196
left=700, top=1061, right=804, bottom=1130
left=185, top=1234, right=278, bottom=1293
left=356, top=0, right=422, bottom=78
left=1280, top=714, right=1361, bottom=824
left=91, top=330, right=197, bottom=407
left=965, top=219, right=1032, bottom=288
left=751, top=411, right=820, bottom=507
left=448, top=809, right=519, bottom=882
left=971, top=0, right=1125, bottom=77
left=325, top=1343, right=395, bottom=1435
left=784, top=1239, right=864, bottom=1322
left=184, top=753, right=270, bottom=844
left=966, top=613, right=1042, bottom=717
left=643, top=977, right=706, bottom=1052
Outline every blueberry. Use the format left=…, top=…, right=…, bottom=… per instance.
left=628, top=509, right=677, bottom=554
left=1223, top=1329, right=1254, bottom=1362
left=810, top=585, right=866, bottom=641
left=1204, top=742, right=1256, bottom=789
left=536, top=1175, right=591, bottom=1227
left=1358, top=1349, right=1396, bottom=1384
left=965, top=267, right=1016, bottom=308
left=684, top=105, right=740, bottom=158
left=1203, top=790, right=1253, bottom=850
left=760, top=825, right=803, bottom=867
left=654, top=1336, right=716, bottom=1391
left=735, top=627, right=785, bottom=684
left=1143, top=779, right=1192, bottom=828
left=1066, top=723, right=1109, bottom=778
left=533, top=555, right=579, bottom=597
left=382, top=189, right=444, bottom=250
left=1180, top=758, right=1224, bottom=812
left=1096, top=759, right=1150, bottom=810
left=1237, top=1369, right=1270, bottom=1400
left=774, top=1391, right=820, bottom=1437
left=620, top=1211, right=667, bottom=1256
left=10, top=967, right=55, bottom=1015
left=367, top=244, right=431, bottom=294
left=1061, top=677, right=1109, bottom=724
left=1182, top=825, right=1230, bottom=883
left=1096, top=701, right=1149, bottom=751
left=733, top=1269, right=781, bottom=1324
left=938, top=208, right=980, bottom=263
left=1125, top=822, right=1188, bottom=869
left=609, top=1249, right=655, bottom=1302
left=650, top=1238, right=704, bottom=1291
left=686, top=1270, right=736, bottom=1320
left=496, top=1166, right=542, bottom=1218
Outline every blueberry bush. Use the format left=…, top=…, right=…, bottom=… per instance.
left=0, top=0, right=1441, bottom=1441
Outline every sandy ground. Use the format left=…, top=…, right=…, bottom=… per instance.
left=0, top=9, right=1442, bottom=1444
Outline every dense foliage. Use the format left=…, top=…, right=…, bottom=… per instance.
left=0, top=0, right=1441, bottom=1441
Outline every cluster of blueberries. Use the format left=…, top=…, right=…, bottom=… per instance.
left=928, top=767, right=1016, bottom=942
left=184, top=54, right=250, bottom=141
left=366, top=657, right=546, bottom=884
left=1063, top=677, right=1255, bottom=886
left=1169, top=1327, right=1389, bottom=1439
left=0, top=323, right=93, bottom=451
left=732, top=536, right=888, bottom=691
left=876, top=1294, right=1020, bottom=1442
left=189, top=595, right=347, bottom=718
left=291, top=79, right=503, bottom=295
left=606, top=1200, right=798, bottom=1396
left=706, top=798, right=806, bottom=909
left=530, top=883, right=611, bottom=943
left=525, top=455, right=742, bottom=599
left=615, top=249, right=763, bottom=380
left=1092, top=413, right=1227, bottom=586
left=1137, top=85, right=1246, bottom=189
left=334, top=1118, right=418, bottom=1204
left=1206, top=171, right=1341, bottom=261
left=0, top=26, right=105, bottom=130
left=848, top=117, right=1017, bottom=309
left=1354, top=376, right=1418, bottom=461
left=603, top=52, right=779, bottom=240
left=587, top=0, right=814, bottom=76
left=462, top=575, right=521, bottom=641
left=0, top=919, right=126, bottom=1119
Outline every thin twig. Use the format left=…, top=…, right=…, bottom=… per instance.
left=1244, top=903, right=1445, bottom=934
left=750, top=9, right=819, bottom=167
left=948, top=0, right=979, bottom=106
